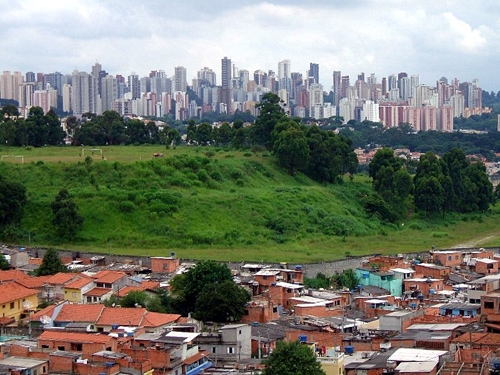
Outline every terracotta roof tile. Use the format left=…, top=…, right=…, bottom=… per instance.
left=47, top=272, right=77, bottom=286
left=64, top=275, right=94, bottom=289
left=14, top=277, right=47, bottom=289
left=83, top=287, right=112, bottom=297
left=38, top=330, right=114, bottom=344
left=0, top=270, right=30, bottom=282
left=93, top=270, right=127, bottom=284
left=97, top=307, right=146, bottom=326
left=142, top=312, right=180, bottom=328
left=184, top=350, right=208, bottom=365
left=55, top=304, right=105, bottom=323
left=0, top=282, right=38, bottom=305
left=32, top=303, right=63, bottom=321
left=115, top=286, right=142, bottom=298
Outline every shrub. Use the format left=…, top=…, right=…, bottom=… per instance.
left=236, top=179, right=245, bottom=187
left=205, top=151, right=215, bottom=158
left=118, top=201, right=136, bottom=213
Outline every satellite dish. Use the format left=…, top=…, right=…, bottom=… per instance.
left=22, top=300, right=33, bottom=311
left=40, top=315, right=52, bottom=325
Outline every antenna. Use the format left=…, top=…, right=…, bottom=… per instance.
left=40, top=315, right=52, bottom=325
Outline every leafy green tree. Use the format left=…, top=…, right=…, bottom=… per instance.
left=413, top=152, right=447, bottom=217
left=462, top=162, right=494, bottom=212
left=262, top=340, right=325, bottom=375
left=51, top=189, right=84, bottom=239
left=273, top=126, right=310, bottom=176
left=0, top=175, right=27, bottom=232
left=253, top=93, right=286, bottom=149
left=36, top=248, right=67, bottom=276
left=196, top=122, right=213, bottom=146
left=45, top=109, right=66, bottom=145
left=194, top=280, right=250, bottom=322
left=170, top=260, right=232, bottom=315
left=166, top=128, right=182, bottom=149
left=119, top=290, right=149, bottom=308
left=304, top=273, right=332, bottom=289
left=335, top=269, right=360, bottom=290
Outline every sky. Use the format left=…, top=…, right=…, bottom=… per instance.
left=1, top=0, right=499, bottom=91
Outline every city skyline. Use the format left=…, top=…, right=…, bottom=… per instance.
left=1, top=0, right=499, bottom=91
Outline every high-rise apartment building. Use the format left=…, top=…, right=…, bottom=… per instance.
left=128, top=74, right=140, bottom=99
left=1, top=71, right=23, bottom=102
left=221, top=57, right=232, bottom=88
left=174, top=66, right=187, bottom=92
left=71, top=70, right=96, bottom=116
left=309, top=63, right=319, bottom=84
left=101, top=75, right=117, bottom=113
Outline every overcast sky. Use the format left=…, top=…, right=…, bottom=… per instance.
left=1, top=0, right=499, bottom=91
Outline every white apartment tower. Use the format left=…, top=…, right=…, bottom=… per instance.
left=71, top=70, right=96, bottom=116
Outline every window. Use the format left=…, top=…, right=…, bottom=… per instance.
left=43, top=366, right=46, bottom=374
left=273, top=307, right=278, bottom=313
left=41, top=345, right=49, bottom=349
left=33, top=370, right=37, bottom=375
left=243, top=309, right=249, bottom=315
left=58, top=346, right=65, bottom=351
left=227, top=347, right=235, bottom=354
left=484, top=301, right=495, bottom=309
left=212, top=347, right=216, bottom=354
left=239, top=330, right=242, bottom=334
left=10, top=302, right=14, bottom=309
left=448, top=256, right=452, bottom=261
left=455, top=255, right=459, bottom=260
left=263, top=276, right=268, bottom=280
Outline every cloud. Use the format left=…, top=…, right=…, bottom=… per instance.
left=0, top=0, right=499, bottom=90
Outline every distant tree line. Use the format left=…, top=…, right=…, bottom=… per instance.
left=367, top=147, right=494, bottom=221
left=0, top=106, right=66, bottom=147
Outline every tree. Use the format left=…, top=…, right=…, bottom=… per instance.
left=166, top=128, right=182, bottom=149
left=273, top=126, right=310, bottom=176
left=194, top=280, right=250, bottom=322
left=335, top=269, right=360, bottom=290
left=170, top=260, right=249, bottom=322
left=51, top=189, right=84, bottom=239
left=262, top=341, right=325, bottom=375
left=119, top=290, right=149, bottom=308
left=36, top=248, right=67, bottom=276
left=0, top=175, right=27, bottom=232
left=253, top=93, right=286, bottom=149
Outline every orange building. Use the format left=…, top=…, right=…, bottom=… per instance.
left=150, top=256, right=180, bottom=274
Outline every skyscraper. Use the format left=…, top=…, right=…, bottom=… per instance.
left=174, top=66, right=187, bottom=92
left=333, top=71, right=342, bottom=107
left=101, top=75, right=117, bottom=113
left=309, top=63, right=319, bottom=84
left=128, top=74, right=140, bottom=99
left=221, top=57, right=232, bottom=88
left=71, top=70, right=95, bottom=116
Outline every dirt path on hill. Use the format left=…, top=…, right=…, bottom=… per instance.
left=451, top=234, right=498, bottom=249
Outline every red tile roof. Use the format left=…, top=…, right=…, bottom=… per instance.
left=14, top=277, right=47, bottom=289
left=83, top=287, right=112, bottom=297
left=32, top=303, right=63, bottom=321
left=29, top=258, right=43, bottom=265
left=93, top=270, right=127, bottom=284
left=142, top=312, right=181, bottom=328
left=184, top=350, right=208, bottom=365
left=0, top=282, right=38, bottom=304
left=38, top=330, right=114, bottom=344
left=64, top=275, right=93, bottom=289
left=115, top=286, right=143, bottom=298
left=97, top=307, right=146, bottom=326
left=0, top=270, right=30, bottom=282
left=47, top=272, right=77, bottom=286
left=55, top=304, right=105, bottom=323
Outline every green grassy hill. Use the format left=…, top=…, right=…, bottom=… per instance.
left=1, top=146, right=499, bottom=262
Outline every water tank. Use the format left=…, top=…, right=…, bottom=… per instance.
left=429, top=289, right=436, bottom=294
left=252, top=322, right=259, bottom=327
left=363, top=272, right=369, bottom=279
left=298, top=335, right=307, bottom=343
left=170, top=252, right=176, bottom=258
left=295, top=265, right=302, bottom=271
left=344, top=345, right=355, bottom=355
left=111, top=324, right=119, bottom=330
left=271, top=282, right=277, bottom=287
left=20, top=247, right=25, bottom=252
left=410, top=303, right=417, bottom=309
left=417, top=294, right=424, bottom=301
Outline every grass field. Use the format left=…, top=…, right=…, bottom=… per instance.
left=1, top=145, right=499, bottom=263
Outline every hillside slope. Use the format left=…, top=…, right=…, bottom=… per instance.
left=0, top=146, right=498, bottom=262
